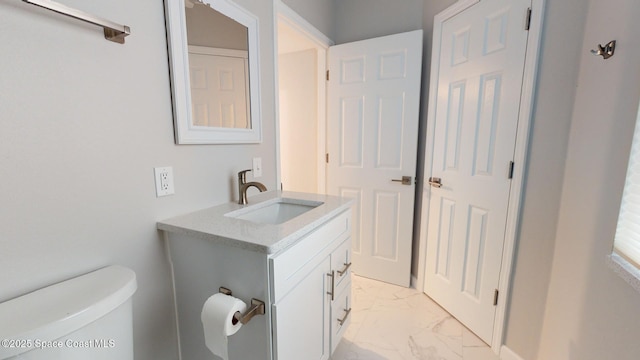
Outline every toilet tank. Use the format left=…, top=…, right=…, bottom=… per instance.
left=0, top=265, right=137, bottom=360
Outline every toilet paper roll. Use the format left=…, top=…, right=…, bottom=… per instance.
left=201, top=293, right=248, bottom=360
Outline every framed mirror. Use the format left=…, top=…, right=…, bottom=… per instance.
left=165, top=0, right=262, bottom=144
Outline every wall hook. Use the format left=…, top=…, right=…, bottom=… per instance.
left=590, top=40, right=616, bottom=60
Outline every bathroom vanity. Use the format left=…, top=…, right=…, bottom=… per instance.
left=158, top=191, right=353, bottom=360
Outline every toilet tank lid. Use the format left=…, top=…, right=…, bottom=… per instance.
left=0, top=265, right=137, bottom=358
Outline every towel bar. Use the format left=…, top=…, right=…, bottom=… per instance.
left=23, top=0, right=131, bottom=44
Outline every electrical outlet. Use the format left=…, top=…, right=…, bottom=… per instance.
left=252, top=157, right=262, bottom=178
left=154, top=167, right=175, bottom=197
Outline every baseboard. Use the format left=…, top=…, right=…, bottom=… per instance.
left=500, top=345, right=525, bottom=360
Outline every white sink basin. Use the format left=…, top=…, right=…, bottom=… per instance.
left=226, top=198, right=323, bottom=225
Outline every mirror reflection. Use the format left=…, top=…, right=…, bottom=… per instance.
left=185, top=2, right=251, bottom=129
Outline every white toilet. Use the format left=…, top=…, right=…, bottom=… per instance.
left=0, top=265, right=137, bottom=360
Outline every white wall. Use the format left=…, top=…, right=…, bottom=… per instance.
left=0, top=0, right=277, bottom=359
left=278, top=49, right=319, bottom=193
left=537, top=0, right=640, bottom=358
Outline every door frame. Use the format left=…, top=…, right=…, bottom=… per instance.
left=416, top=0, right=546, bottom=353
left=274, top=0, right=333, bottom=194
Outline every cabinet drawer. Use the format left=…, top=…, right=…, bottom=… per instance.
left=270, top=210, right=350, bottom=301
left=331, top=279, right=352, bottom=354
left=331, top=238, right=351, bottom=290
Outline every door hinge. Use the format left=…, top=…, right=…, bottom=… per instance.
left=493, top=289, right=499, bottom=306
left=525, top=8, right=532, bottom=30
left=326, top=69, right=330, bottom=81
left=508, top=161, right=515, bottom=179
left=326, top=153, right=329, bottom=163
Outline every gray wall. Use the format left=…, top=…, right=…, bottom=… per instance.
left=536, top=0, right=640, bottom=358
left=0, top=0, right=277, bottom=359
left=282, top=0, right=335, bottom=40
left=333, top=0, right=423, bottom=44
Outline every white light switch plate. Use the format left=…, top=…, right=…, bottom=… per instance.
left=154, top=167, right=175, bottom=197
left=252, top=157, right=262, bottom=178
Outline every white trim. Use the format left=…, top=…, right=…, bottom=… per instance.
left=500, top=345, right=526, bottom=360
left=274, top=0, right=333, bottom=194
left=417, top=0, right=546, bottom=354
left=492, top=0, right=545, bottom=352
left=607, top=253, right=640, bottom=294
left=316, top=52, right=328, bottom=194
left=273, top=1, right=282, bottom=190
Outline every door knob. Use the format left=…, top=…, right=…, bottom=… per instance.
left=428, top=177, right=442, bottom=188
left=391, top=176, right=412, bottom=185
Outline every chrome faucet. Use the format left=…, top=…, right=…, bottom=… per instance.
left=238, top=169, right=267, bottom=205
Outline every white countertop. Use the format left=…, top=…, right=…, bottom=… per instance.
left=157, top=191, right=353, bottom=255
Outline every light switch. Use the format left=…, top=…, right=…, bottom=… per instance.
left=252, top=157, right=262, bottom=178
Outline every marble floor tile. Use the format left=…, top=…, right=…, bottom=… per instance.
left=462, top=328, right=487, bottom=348
left=462, top=347, right=501, bottom=360
left=331, top=275, right=499, bottom=360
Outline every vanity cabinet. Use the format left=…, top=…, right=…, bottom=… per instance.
left=269, top=210, right=352, bottom=360
left=158, top=192, right=353, bottom=360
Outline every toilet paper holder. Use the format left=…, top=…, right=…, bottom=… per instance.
left=219, top=287, right=265, bottom=325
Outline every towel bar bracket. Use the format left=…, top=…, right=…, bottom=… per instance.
left=23, top=0, right=131, bottom=44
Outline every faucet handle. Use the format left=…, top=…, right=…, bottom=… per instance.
left=238, top=169, right=252, bottom=183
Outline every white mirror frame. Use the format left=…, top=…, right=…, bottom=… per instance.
left=165, top=0, right=262, bottom=144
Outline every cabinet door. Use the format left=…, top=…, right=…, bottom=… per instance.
left=272, top=257, right=331, bottom=360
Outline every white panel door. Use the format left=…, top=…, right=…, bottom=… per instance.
left=423, top=0, right=531, bottom=343
left=189, top=46, right=250, bottom=129
left=327, top=30, right=423, bottom=287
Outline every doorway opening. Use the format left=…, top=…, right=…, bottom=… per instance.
left=276, top=6, right=331, bottom=194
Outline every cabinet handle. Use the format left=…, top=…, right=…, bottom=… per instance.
left=337, top=307, right=352, bottom=326
left=327, top=271, right=335, bottom=301
left=337, top=262, right=352, bottom=277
